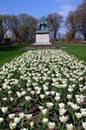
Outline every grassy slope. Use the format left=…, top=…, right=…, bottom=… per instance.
left=0, top=44, right=27, bottom=67
left=57, top=43, right=86, bottom=62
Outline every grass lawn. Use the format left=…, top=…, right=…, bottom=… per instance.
left=57, top=42, right=86, bottom=62
left=0, top=43, right=28, bottom=67
left=0, top=42, right=86, bottom=67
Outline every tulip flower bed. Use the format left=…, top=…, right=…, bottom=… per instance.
left=0, top=49, right=86, bottom=130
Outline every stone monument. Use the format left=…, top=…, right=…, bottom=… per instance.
left=34, top=16, right=51, bottom=45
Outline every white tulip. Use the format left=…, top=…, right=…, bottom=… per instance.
left=26, top=114, right=32, bottom=120
left=75, top=112, right=82, bottom=119
left=55, top=96, right=60, bottom=101
left=8, top=114, right=15, bottom=119
left=30, top=121, right=34, bottom=128
left=71, top=103, right=80, bottom=110
left=40, top=94, right=45, bottom=99
left=82, top=122, right=86, bottom=130
left=42, top=118, right=48, bottom=124
left=59, top=116, right=68, bottom=123
left=48, top=121, right=55, bottom=129
left=1, top=107, right=8, bottom=114
left=51, top=91, right=55, bottom=95
left=66, top=123, right=74, bottom=130
left=59, top=109, right=67, bottom=116
left=41, top=109, right=48, bottom=115
left=46, top=102, right=54, bottom=108
left=19, top=112, right=25, bottom=119
left=25, top=96, right=31, bottom=101
left=30, top=90, right=35, bottom=95
left=2, top=97, right=7, bottom=101
left=14, top=117, right=20, bottom=124
left=9, top=122, right=16, bottom=129
left=43, top=85, right=48, bottom=90
left=67, top=94, right=72, bottom=99
left=0, top=117, right=3, bottom=123
left=16, top=92, right=22, bottom=98
left=21, top=91, right=26, bottom=96
left=21, top=128, right=28, bottom=130
left=10, top=97, right=14, bottom=101
left=39, top=105, right=44, bottom=110
left=59, top=103, right=65, bottom=108
left=8, top=90, right=12, bottom=94
left=45, top=91, right=50, bottom=96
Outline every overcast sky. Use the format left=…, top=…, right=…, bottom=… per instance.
left=0, top=0, right=83, bottom=18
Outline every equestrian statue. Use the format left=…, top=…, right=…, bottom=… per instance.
left=37, top=16, right=48, bottom=32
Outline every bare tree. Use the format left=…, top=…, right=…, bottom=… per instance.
left=0, top=13, right=38, bottom=42
left=47, top=13, right=63, bottom=40
left=10, top=15, right=20, bottom=41
left=18, top=14, right=37, bottom=42
left=65, top=11, right=77, bottom=39
left=0, top=15, right=11, bottom=36
left=3, top=15, right=11, bottom=34
left=0, top=15, right=3, bottom=36
left=74, top=1, right=86, bottom=40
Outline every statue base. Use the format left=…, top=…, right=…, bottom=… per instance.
left=29, top=44, right=57, bottom=49
left=34, top=31, right=51, bottom=45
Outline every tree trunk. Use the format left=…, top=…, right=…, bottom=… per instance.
left=54, top=31, right=57, bottom=41
left=72, top=31, right=76, bottom=40
left=16, top=33, right=19, bottom=42
left=84, top=34, right=86, bottom=40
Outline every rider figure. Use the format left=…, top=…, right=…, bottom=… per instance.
left=37, top=16, right=48, bottom=31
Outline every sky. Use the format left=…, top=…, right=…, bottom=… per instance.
left=0, top=0, right=83, bottom=19
left=0, top=0, right=83, bottom=35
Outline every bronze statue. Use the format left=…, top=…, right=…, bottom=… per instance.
left=37, top=16, right=48, bottom=32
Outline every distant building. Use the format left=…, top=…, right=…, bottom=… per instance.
left=4, top=34, right=12, bottom=44
left=4, top=34, right=12, bottom=39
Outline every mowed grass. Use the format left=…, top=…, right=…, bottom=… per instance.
left=0, top=42, right=86, bottom=67
left=57, top=42, right=86, bottom=62
left=0, top=44, right=28, bottom=67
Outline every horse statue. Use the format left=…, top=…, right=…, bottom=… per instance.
left=37, top=16, right=48, bottom=32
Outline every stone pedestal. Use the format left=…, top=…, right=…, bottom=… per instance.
left=34, top=31, right=51, bottom=45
